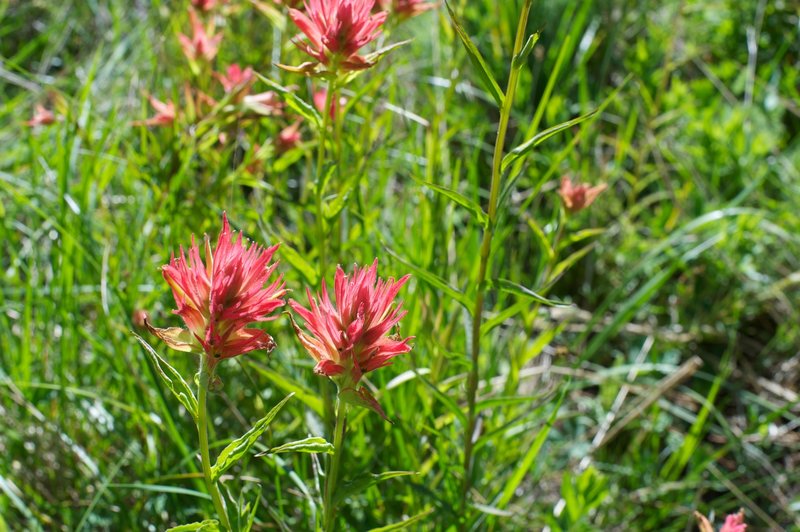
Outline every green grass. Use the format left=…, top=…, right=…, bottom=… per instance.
left=2, top=0, right=799, bottom=530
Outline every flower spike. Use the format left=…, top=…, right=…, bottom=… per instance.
left=149, top=213, right=286, bottom=365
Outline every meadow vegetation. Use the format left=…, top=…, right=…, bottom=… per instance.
left=1, top=0, right=799, bottom=530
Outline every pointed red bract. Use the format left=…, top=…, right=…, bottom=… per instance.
left=720, top=510, right=746, bottom=532
left=152, top=213, right=286, bottom=363
left=25, top=104, right=57, bottom=127
left=379, top=0, right=437, bottom=18
left=133, top=96, right=177, bottom=127
left=179, top=9, right=223, bottom=62
left=288, top=0, right=387, bottom=72
left=289, top=260, right=412, bottom=386
left=216, top=64, right=255, bottom=93
left=558, top=175, right=607, bottom=213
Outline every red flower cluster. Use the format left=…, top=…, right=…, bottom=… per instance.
left=149, top=214, right=286, bottom=364
left=288, top=0, right=387, bottom=72
left=289, top=260, right=412, bottom=386
left=179, top=9, right=223, bottom=63
left=379, top=0, right=437, bottom=18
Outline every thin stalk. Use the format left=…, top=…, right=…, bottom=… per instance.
left=461, top=0, right=534, bottom=515
left=315, top=79, right=335, bottom=280
left=315, top=80, right=337, bottom=434
left=323, top=398, right=348, bottom=532
left=198, top=362, right=232, bottom=531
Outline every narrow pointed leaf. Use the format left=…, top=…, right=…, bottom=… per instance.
left=368, top=508, right=435, bottom=531
left=134, top=333, right=198, bottom=421
left=340, top=386, right=390, bottom=421
left=419, top=180, right=488, bottom=227
left=166, top=520, right=220, bottom=532
left=512, top=32, right=540, bottom=70
left=502, top=110, right=598, bottom=171
left=492, top=279, right=569, bottom=307
left=333, top=471, right=417, bottom=507
left=260, top=437, right=334, bottom=455
left=211, top=393, right=294, bottom=481
left=496, top=385, right=567, bottom=508
left=445, top=1, right=504, bottom=107
left=256, top=74, right=322, bottom=128
left=383, top=244, right=472, bottom=310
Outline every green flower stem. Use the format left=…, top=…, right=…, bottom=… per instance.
left=315, top=79, right=337, bottom=434
left=461, top=0, right=534, bottom=517
left=315, top=78, right=336, bottom=281
left=197, top=362, right=232, bottom=531
left=323, top=397, right=348, bottom=532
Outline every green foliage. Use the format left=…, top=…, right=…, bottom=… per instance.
left=1, top=0, right=799, bottom=530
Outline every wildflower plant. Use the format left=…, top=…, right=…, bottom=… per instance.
left=138, top=214, right=331, bottom=530
left=289, top=260, right=413, bottom=530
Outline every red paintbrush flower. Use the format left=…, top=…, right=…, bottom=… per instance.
left=720, top=510, right=747, bottom=532
left=558, top=175, right=607, bottom=213
left=179, top=9, right=223, bottom=63
left=191, top=0, right=224, bottom=11
left=289, top=260, right=412, bottom=385
left=276, top=121, right=303, bottom=152
left=133, top=96, right=177, bottom=127
left=695, top=508, right=747, bottom=532
left=216, top=64, right=255, bottom=93
left=148, top=213, right=286, bottom=365
left=287, top=0, right=387, bottom=73
left=379, top=0, right=437, bottom=18
left=25, top=104, right=57, bottom=127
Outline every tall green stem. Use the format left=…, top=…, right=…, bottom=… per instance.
left=461, top=0, right=534, bottom=515
left=316, top=80, right=337, bottom=434
left=323, top=398, right=348, bottom=532
left=198, top=362, right=232, bottom=531
left=315, top=79, right=335, bottom=280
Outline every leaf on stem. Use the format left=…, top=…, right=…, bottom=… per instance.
left=418, top=180, right=488, bottom=227
left=491, top=279, right=569, bottom=307
left=166, top=520, right=220, bottom=532
left=255, top=74, right=322, bottom=128
left=211, top=393, right=295, bottom=481
left=445, top=1, right=505, bottom=107
left=501, top=110, right=598, bottom=172
left=257, top=437, right=334, bottom=455
left=333, top=471, right=418, bottom=506
left=134, top=333, right=198, bottom=421
left=339, top=387, right=390, bottom=422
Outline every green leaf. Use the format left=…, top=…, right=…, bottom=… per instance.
left=255, top=74, right=322, bottom=128
left=340, top=386, right=390, bottom=421
left=367, top=508, right=434, bottom=531
left=133, top=333, right=198, bottom=421
left=419, top=180, right=488, bottom=227
left=502, top=109, right=598, bottom=171
left=166, top=520, right=219, bottom=532
left=279, top=243, right=319, bottom=286
left=383, top=243, right=473, bottom=310
left=247, top=362, right=324, bottom=416
left=512, top=32, right=540, bottom=70
left=548, top=242, right=597, bottom=285
left=334, top=471, right=417, bottom=506
left=492, top=279, right=569, bottom=307
left=211, top=393, right=294, bottom=481
left=261, top=437, right=334, bottom=455
left=496, top=385, right=567, bottom=509
left=445, top=1, right=504, bottom=107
